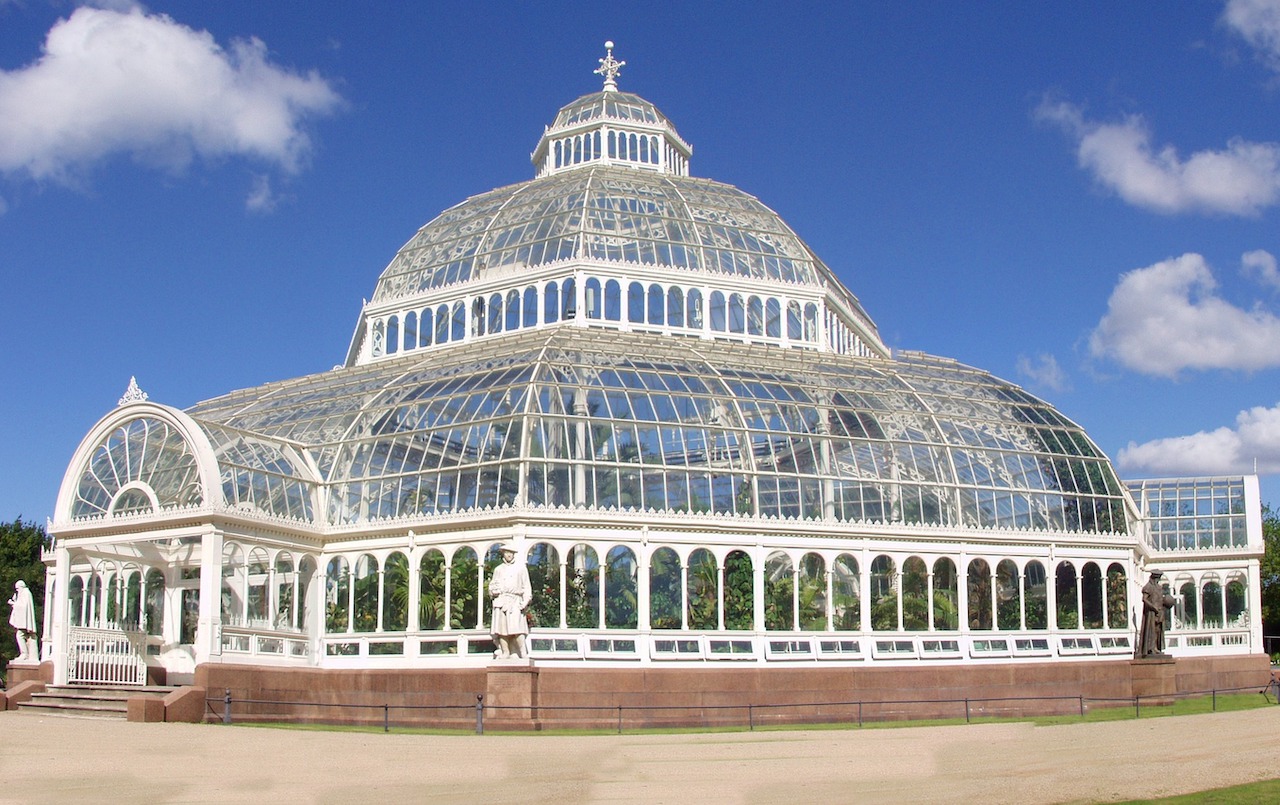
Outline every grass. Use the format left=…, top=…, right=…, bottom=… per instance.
left=1119, top=778, right=1280, bottom=803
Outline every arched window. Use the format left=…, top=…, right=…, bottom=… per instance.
left=764, top=551, right=794, bottom=631
left=382, top=552, right=409, bottom=631
left=561, top=278, right=576, bottom=319
left=70, top=576, right=85, bottom=628
left=649, top=547, right=682, bottom=629
left=506, top=289, right=521, bottom=331
left=449, top=547, right=479, bottom=630
left=870, top=555, right=896, bottom=631
left=124, top=567, right=142, bottom=628
left=1202, top=578, right=1224, bottom=628
left=585, top=279, right=603, bottom=320
left=434, top=304, right=449, bottom=344
left=765, top=298, right=782, bottom=338
left=325, top=556, right=350, bottom=633
left=403, top=311, right=418, bottom=351
left=604, top=279, right=621, bottom=321
left=472, top=297, right=487, bottom=337
left=1055, top=561, right=1078, bottom=629
left=832, top=554, right=860, bottom=630
left=627, top=282, right=645, bottom=323
left=723, top=550, right=753, bottom=630
left=605, top=546, right=638, bottom=629
left=687, top=548, right=718, bottom=630
left=1178, top=580, right=1197, bottom=629
left=372, top=319, right=385, bottom=357
left=523, top=286, right=538, bottom=328
left=1227, top=578, right=1247, bottom=626
left=353, top=554, right=378, bottom=632
left=386, top=316, right=400, bottom=354
left=709, top=291, right=727, bottom=332
left=1081, top=562, right=1104, bottom=629
left=932, top=558, right=958, bottom=630
left=450, top=301, right=466, bottom=341
left=686, top=288, right=704, bottom=329
left=901, top=556, right=927, bottom=630
left=544, top=281, right=560, bottom=324
left=247, top=548, right=269, bottom=624
left=747, top=296, right=764, bottom=336
left=647, top=284, right=665, bottom=325
left=1025, top=560, right=1048, bottom=629
left=419, top=549, right=447, bottom=630
left=997, top=560, right=1021, bottom=630
left=967, top=559, right=992, bottom=630
left=488, top=293, right=503, bottom=334
left=667, top=287, right=685, bottom=327
left=567, top=544, right=600, bottom=629
left=523, top=543, right=559, bottom=629
left=1106, top=564, right=1127, bottom=630
left=803, top=303, right=819, bottom=342
left=144, top=567, right=165, bottom=636
left=728, top=293, right=746, bottom=334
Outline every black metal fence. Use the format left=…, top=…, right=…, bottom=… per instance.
left=206, top=680, right=1278, bottom=734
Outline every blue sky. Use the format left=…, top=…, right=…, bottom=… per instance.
left=2, top=1, right=1279, bottom=523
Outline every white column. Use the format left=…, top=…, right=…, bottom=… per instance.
left=51, top=545, right=70, bottom=684
left=196, top=530, right=224, bottom=665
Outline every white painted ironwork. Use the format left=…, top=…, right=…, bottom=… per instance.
left=67, top=625, right=148, bottom=686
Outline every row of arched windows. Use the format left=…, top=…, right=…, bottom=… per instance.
left=549, top=130, right=666, bottom=171
left=369, top=275, right=837, bottom=359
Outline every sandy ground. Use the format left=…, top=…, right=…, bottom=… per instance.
left=0, top=707, right=1277, bottom=804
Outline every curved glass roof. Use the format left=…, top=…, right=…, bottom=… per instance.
left=551, top=90, right=673, bottom=129
left=178, top=328, right=1129, bottom=534
left=371, top=167, right=873, bottom=323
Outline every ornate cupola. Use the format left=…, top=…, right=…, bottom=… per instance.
left=531, top=42, right=693, bottom=178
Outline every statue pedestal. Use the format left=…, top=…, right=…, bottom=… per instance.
left=1130, top=655, right=1176, bottom=706
left=4, top=660, right=50, bottom=687
left=485, top=661, right=539, bottom=729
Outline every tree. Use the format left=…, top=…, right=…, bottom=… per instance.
left=1261, top=505, right=1280, bottom=646
left=1, top=518, right=50, bottom=674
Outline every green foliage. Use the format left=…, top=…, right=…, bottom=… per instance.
left=722, top=551, right=753, bottom=630
left=649, top=549, right=681, bottom=629
left=1262, top=505, right=1280, bottom=636
left=0, top=518, right=49, bottom=672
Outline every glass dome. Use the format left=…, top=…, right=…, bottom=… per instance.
left=179, top=327, right=1129, bottom=534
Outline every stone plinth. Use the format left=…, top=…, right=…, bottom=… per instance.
left=485, top=661, right=539, bottom=728
left=1131, top=656, right=1176, bottom=706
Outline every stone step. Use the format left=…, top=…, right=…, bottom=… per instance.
left=17, top=685, right=178, bottom=720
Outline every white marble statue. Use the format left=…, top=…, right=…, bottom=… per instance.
left=488, top=544, right=532, bottom=659
left=8, top=580, right=38, bottom=662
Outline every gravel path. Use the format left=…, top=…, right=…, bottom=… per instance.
left=1, top=707, right=1277, bottom=803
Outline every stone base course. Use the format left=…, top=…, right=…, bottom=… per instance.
left=193, top=653, right=1270, bottom=729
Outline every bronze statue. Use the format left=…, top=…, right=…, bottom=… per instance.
left=1135, top=570, right=1175, bottom=658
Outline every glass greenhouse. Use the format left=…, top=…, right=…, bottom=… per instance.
left=43, top=46, right=1264, bottom=690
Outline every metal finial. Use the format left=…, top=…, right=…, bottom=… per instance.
left=118, top=376, right=148, bottom=406
left=594, top=40, right=625, bottom=92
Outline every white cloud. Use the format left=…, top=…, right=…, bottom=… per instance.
left=1088, top=252, right=1280, bottom=377
left=0, top=6, right=341, bottom=184
left=1118, top=401, right=1280, bottom=476
left=246, top=173, right=281, bottom=213
left=1015, top=353, right=1069, bottom=392
left=1224, top=0, right=1280, bottom=73
left=1037, top=100, right=1280, bottom=216
left=1241, top=248, right=1280, bottom=290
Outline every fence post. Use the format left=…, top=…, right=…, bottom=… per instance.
left=1135, top=695, right=1140, bottom=718
left=475, top=694, right=484, bottom=735
left=384, top=703, right=390, bottom=733
left=223, top=688, right=232, bottom=725
left=1078, top=696, right=1084, bottom=718
left=964, top=698, right=970, bottom=724
left=617, top=705, right=623, bottom=735
left=1212, top=689, right=1217, bottom=712
left=748, top=704, right=754, bottom=731
left=857, top=701, right=863, bottom=728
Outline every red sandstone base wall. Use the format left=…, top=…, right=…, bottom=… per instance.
left=195, top=654, right=1272, bottom=730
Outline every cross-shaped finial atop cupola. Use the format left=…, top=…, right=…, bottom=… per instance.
left=594, top=40, right=625, bottom=92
